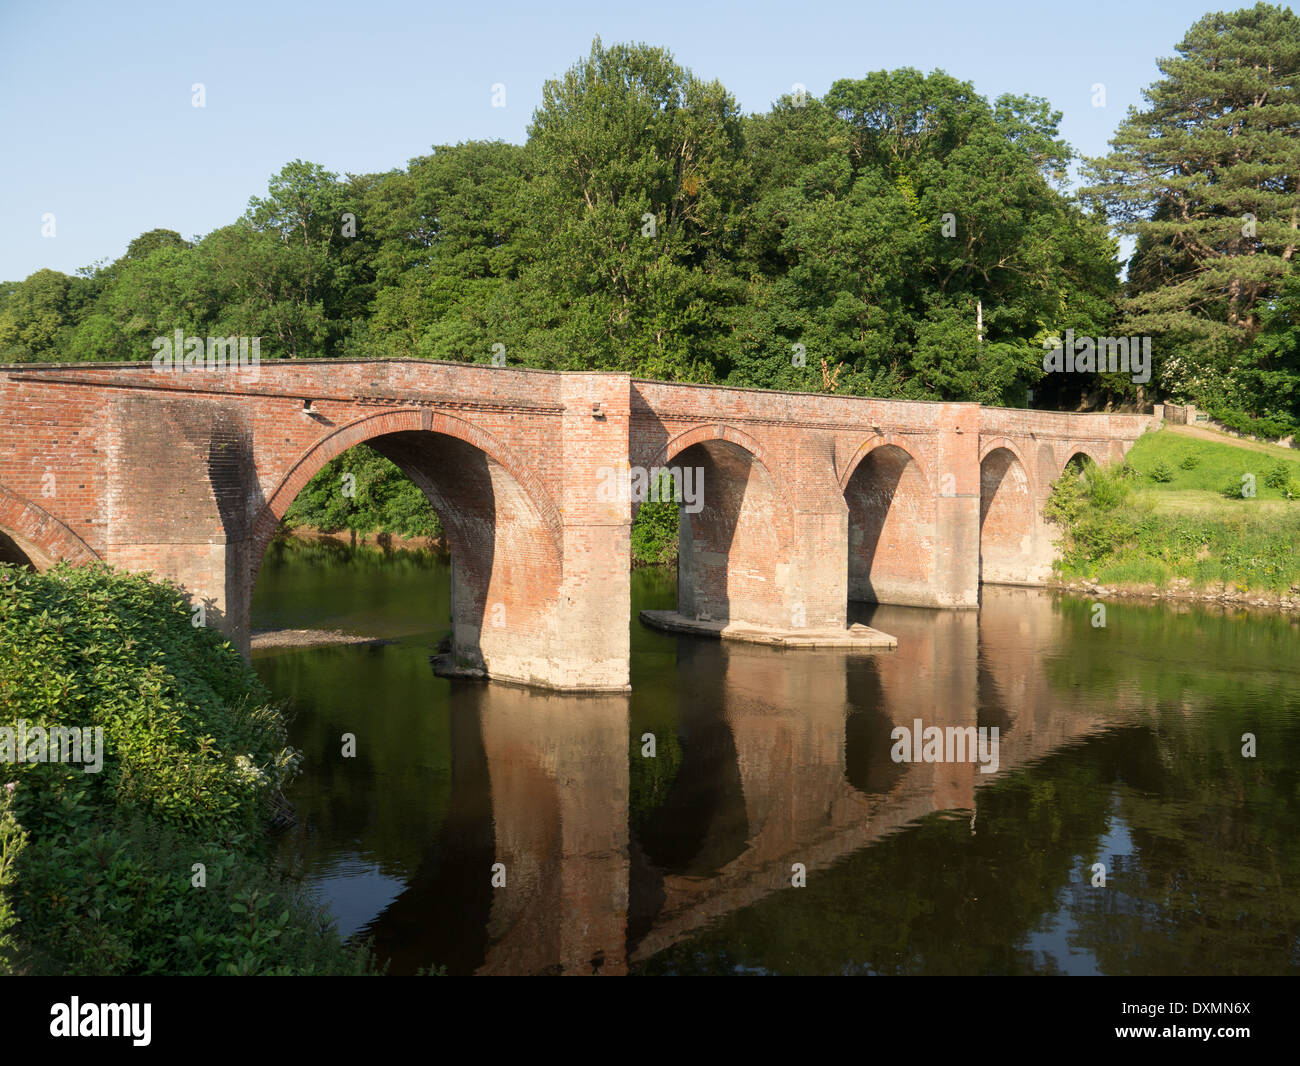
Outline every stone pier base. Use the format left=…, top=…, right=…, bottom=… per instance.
left=639, top=610, right=896, bottom=649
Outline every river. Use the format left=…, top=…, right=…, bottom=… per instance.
left=250, top=537, right=1300, bottom=975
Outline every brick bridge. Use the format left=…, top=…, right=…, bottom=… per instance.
left=0, top=360, right=1156, bottom=689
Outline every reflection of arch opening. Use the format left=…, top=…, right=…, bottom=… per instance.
left=843, top=442, right=936, bottom=606
left=663, top=428, right=795, bottom=630
left=635, top=639, right=749, bottom=879
left=844, top=657, right=907, bottom=797
left=979, top=446, right=1033, bottom=584
left=249, top=412, right=562, bottom=679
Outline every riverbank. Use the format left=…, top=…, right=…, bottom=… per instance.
left=277, top=521, right=677, bottom=568
left=0, top=563, right=375, bottom=976
left=1045, top=578, right=1300, bottom=613
left=1043, top=424, right=1300, bottom=613
left=277, top=523, right=448, bottom=555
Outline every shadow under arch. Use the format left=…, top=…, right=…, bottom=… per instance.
left=248, top=410, right=564, bottom=682
left=654, top=424, right=797, bottom=630
left=842, top=439, right=937, bottom=606
left=979, top=445, right=1034, bottom=584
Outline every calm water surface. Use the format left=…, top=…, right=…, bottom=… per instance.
left=251, top=538, right=1300, bottom=975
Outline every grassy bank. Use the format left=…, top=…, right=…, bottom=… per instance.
left=1046, top=425, right=1300, bottom=600
left=0, top=564, right=374, bottom=975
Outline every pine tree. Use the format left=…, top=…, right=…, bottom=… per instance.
left=1082, top=3, right=1300, bottom=400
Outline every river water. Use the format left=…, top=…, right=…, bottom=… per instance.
left=251, top=538, right=1300, bottom=975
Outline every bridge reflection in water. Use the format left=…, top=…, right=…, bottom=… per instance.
left=351, top=586, right=1135, bottom=976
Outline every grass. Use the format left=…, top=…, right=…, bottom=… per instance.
left=1121, top=426, right=1300, bottom=505
left=1047, top=426, right=1300, bottom=596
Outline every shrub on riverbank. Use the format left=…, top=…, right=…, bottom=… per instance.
left=1045, top=430, right=1300, bottom=594
left=283, top=444, right=444, bottom=544
left=0, top=564, right=372, bottom=975
left=631, top=496, right=680, bottom=566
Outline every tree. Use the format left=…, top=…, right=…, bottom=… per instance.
left=243, top=160, right=374, bottom=357
left=731, top=69, right=1118, bottom=405
left=1082, top=3, right=1300, bottom=405
left=101, top=245, right=212, bottom=359
left=510, top=37, right=750, bottom=377
left=0, top=270, right=88, bottom=362
left=122, top=229, right=191, bottom=261
left=365, top=141, right=530, bottom=359
left=1242, top=273, right=1300, bottom=422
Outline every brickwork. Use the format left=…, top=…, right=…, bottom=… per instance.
left=0, top=360, right=1156, bottom=689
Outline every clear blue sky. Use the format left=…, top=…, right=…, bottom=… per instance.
left=0, top=0, right=1227, bottom=282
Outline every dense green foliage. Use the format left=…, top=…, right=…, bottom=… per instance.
left=1205, top=404, right=1300, bottom=441
left=0, top=789, right=22, bottom=970
left=0, top=564, right=372, bottom=974
left=1, top=39, right=1120, bottom=408
left=1082, top=3, right=1300, bottom=424
left=5, top=16, right=1298, bottom=421
left=282, top=444, right=443, bottom=543
left=1044, top=428, right=1300, bottom=591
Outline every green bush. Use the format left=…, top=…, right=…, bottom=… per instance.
left=1264, top=460, right=1296, bottom=493
left=629, top=470, right=681, bottom=566
left=0, top=790, right=25, bottom=975
left=1179, top=453, right=1201, bottom=470
left=1207, top=407, right=1300, bottom=442
left=0, top=564, right=373, bottom=975
left=1044, top=462, right=1137, bottom=570
left=1086, top=464, right=1132, bottom=510
left=1149, top=460, right=1175, bottom=483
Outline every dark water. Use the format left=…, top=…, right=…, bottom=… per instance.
left=251, top=538, right=1300, bottom=975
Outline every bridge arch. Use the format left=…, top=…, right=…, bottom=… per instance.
left=979, top=445, right=1035, bottom=584
left=1061, top=444, right=1107, bottom=477
left=642, top=422, right=794, bottom=519
left=0, top=486, right=100, bottom=570
left=838, top=434, right=936, bottom=497
left=249, top=407, right=564, bottom=683
left=252, top=409, right=562, bottom=567
left=979, top=437, right=1033, bottom=492
left=655, top=423, right=798, bottom=630
left=841, top=437, right=938, bottom=606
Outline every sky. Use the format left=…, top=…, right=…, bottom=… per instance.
left=0, top=0, right=1234, bottom=282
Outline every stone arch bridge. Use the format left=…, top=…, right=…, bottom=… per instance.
left=0, top=360, right=1155, bottom=690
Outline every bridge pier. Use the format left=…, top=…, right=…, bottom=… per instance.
left=932, top=405, right=981, bottom=608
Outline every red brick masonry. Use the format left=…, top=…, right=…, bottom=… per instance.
left=0, top=360, right=1155, bottom=691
